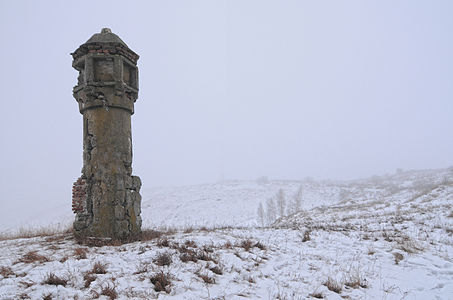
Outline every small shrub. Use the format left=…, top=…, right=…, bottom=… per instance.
left=92, top=261, right=107, bottom=274
left=16, top=251, right=49, bottom=264
left=153, top=252, right=172, bottom=266
left=150, top=271, right=171, bottom=293
left=42, top=273, right=68, bottom=287
left=0, top=266, right=15, bottom=278
left=323, top=277, right=342, bottom=293
left=74, top=248, right=88, bottom=260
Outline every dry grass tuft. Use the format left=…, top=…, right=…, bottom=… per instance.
left=196, top=271, right=216, bottom=284
left=150, top=271, right=171, bottom=293
left=184, top=240, right=197, bottom=248
left=83, top=272, right=96, bottom=288
left=302, top=230, right=311, bottom=242
left=393, top=252, right=404, bottom=264
left=156, top=237, right=169, bottom=247
left=154, top=252, right=172, bottom=266
left=0, top=266, right=15, bottom=278
left=141, top=229, right=164, bottom=241
left=16, top=251, right=49, bottom=264
left=239, top=239, right=253, bottom=251
left=344, top=273, right=367, bottom=289
left=254, top=241, right=266, bottom=250
left=323, top=277, right=342, bottom=293
left=74, top=247, right=88, bottom=260
left=309, top=292, right=324, bottom=298
left=100, top=283, right=118, bottom=299
left=42, top=273, right=68, bottom=287
left=209, top=265, right=223, bottom=275
left=91, top=261, right=107, bottom=274
left=180, top=251, right=198, bottom=263
left=41, top=293, right=52, bottom=300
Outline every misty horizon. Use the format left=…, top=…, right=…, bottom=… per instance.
left=1, top=1, right=452, bottom=229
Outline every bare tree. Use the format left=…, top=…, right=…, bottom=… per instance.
left=276, top=189, right=286, bottom=218
left=266, top=197, right=276, bottom=224
left=294, top=185, right=303, bottom=212
left=257, top=202, right=265, bottom=227
left=287, top=184, right=303, bottom=214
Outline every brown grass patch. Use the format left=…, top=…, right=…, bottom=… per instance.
left=42, top=273, right=68, bottom=287
left=16, top=251, right=49, bottom=264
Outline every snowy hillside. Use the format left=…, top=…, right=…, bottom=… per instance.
left=1, top=168, right=453, bottom=299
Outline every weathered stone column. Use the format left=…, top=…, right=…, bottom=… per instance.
left=71, top=28, right=142, bottom=241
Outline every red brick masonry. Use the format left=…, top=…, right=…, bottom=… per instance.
left=72, top=177, right=87, bottom=213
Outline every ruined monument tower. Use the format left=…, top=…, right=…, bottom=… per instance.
left=71, top=28, right=142, bottom=241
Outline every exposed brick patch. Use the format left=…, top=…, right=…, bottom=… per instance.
left=72, top=177, right=87, bottom=214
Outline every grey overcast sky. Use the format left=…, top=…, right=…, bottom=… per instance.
left=0, top=1, right=452, bottom=228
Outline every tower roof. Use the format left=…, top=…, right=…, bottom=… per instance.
left=85, top=28, right=129, bottom=48
left=71, top=28, right=139, bottom=64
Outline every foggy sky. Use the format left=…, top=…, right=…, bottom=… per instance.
left=1, top=1, right=452, bottom=229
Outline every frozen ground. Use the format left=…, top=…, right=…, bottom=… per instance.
left=1, top=168, right=453, bottom=299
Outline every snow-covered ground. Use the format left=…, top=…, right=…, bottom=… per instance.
left=1, top=168, right=453, bottom=299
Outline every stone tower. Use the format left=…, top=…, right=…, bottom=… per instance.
left=71, top=28, right=142, bottom=241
